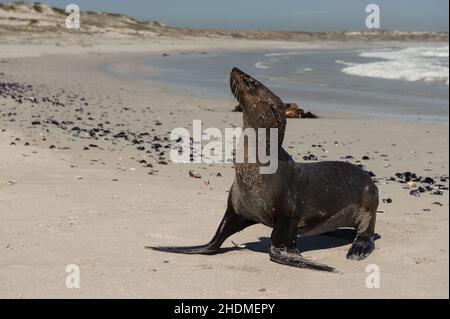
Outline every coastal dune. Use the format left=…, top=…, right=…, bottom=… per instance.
left=0, top=2, right=448, bottom=299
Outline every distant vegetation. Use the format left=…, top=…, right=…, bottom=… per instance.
left=33, top=2, right=43, bottom=13
left=103, top=12, right=122, bottom=17
left=51, top=7, right=65, bottom=15
left=0, top=1, right=447, bottom=42
left=0, top=3, right=13, bottom=10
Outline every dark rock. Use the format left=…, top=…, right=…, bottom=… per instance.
left=302, top=154, right=317, bottom=161
left=422, top=177, right=435, bottom=185
left=410, top=189, right=421, bottom=197
left=113, top=132, right=128, bottom=139
left=300, top=110, right=318, bottom=119
left=189, top=170, right=201, bottom=178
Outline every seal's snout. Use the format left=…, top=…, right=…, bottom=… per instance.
left=230, top=67, right=243, bottom=86
left=230, top=67, right=252, bottom=84
left=230, top=67, right=283, bottom=115
left=230, top=67, right=259, bottom=102
left=230, top=67, right=244, bottom=102
left=231, top=67, right=243, bottom=76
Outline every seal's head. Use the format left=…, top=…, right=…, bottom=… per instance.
left=230, top=67, right=286, bottom=143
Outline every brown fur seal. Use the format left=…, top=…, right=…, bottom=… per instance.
left=147, top=67, right=379, bottom=272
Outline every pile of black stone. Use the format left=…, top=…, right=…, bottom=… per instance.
left=389, top=171, right=448, bottom=197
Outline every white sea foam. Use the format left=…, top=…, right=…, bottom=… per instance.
left=264, top=51, right=302, bottom=57
left=255, top=61, right=270, bottom=69
left=420, top=46, right=449, bottom=58
left=337, top=46, right=449, bottom=85
left=335, top=59, right=356, bottom=67
left=297, top=67, right=313, bottom=74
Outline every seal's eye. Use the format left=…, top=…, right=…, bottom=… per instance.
left=247, top=78, right=257, bottom=90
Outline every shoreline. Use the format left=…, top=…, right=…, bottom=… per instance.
left=100, top=46, right=449, bottom=124
left=0, top=39, right=448, bottom=298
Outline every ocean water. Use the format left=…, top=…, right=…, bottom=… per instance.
left=336, top=46, right=449, bottom=84
left=134, top=46, right=449, bottom=122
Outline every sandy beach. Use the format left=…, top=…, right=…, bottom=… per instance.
left=0, top=37, right=448, bottom=298
left=0, top=2, right=448, bottom=299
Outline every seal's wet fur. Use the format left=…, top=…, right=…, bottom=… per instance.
left=148, top=67, right=379, bottom=272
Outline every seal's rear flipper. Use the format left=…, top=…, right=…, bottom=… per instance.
left=269, top=245, right=336, bottom=272
left=146, top=205, right=257, bottom=256
left=346, top=236, right=375, bottom=261
left=145, top=245, right=217, bottom=255
left=347, top=206, right=377, bottom=261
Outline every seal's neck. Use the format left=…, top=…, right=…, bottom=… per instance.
left=234, top=123, right=284, bottom=176
left=242, top=108, right=286, bottom=147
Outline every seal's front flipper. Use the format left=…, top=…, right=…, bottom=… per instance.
left=146, top=206, right=256, bottom=255
left=346, top=236, right=374, bottom=260
left=269, top=245, right=335, bottom=272
left=269, top=215, right=335, bottom=272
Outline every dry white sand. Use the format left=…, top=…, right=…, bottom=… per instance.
left=0, top=37, right=448, bottom=298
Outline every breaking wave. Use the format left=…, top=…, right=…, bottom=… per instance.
left=336, top=46, right=449, bottom=85
left=254, top=61, right=271, bottom=69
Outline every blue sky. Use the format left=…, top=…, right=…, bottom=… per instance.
left=3, top=0, right=449, bottom=31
